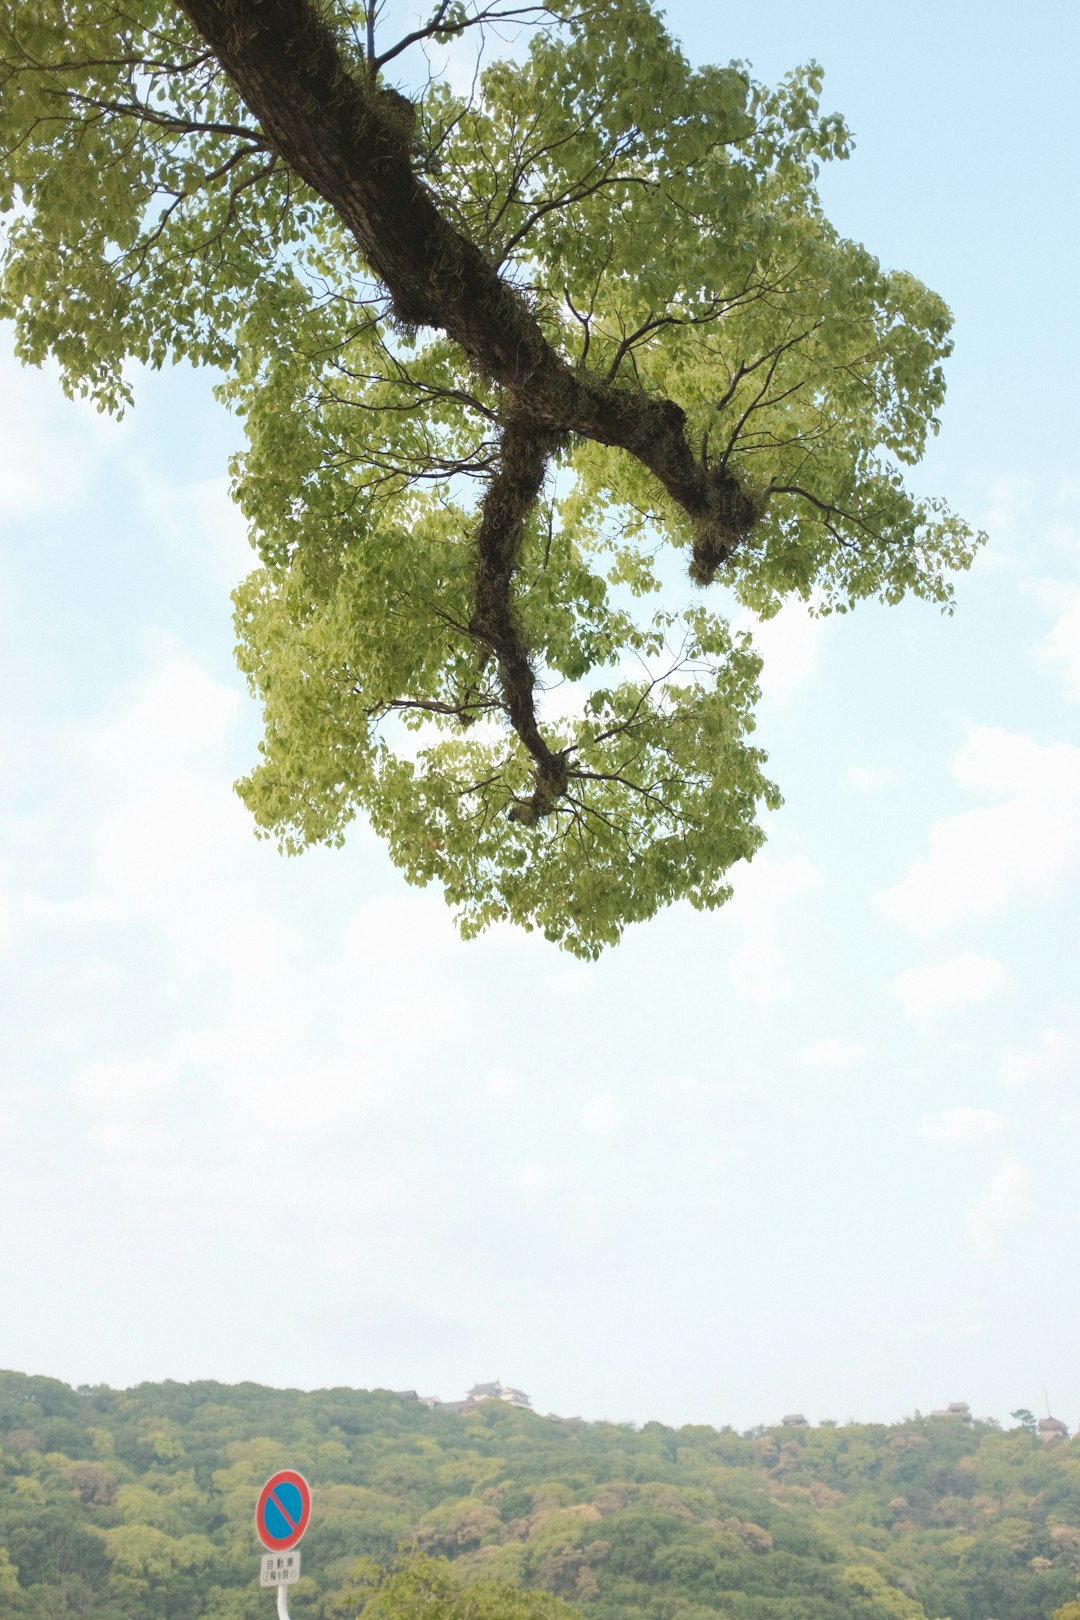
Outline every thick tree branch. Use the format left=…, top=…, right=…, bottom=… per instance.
left=174, top=0, right=761, bottom=580
left=469, top=407, right=568, bottom=823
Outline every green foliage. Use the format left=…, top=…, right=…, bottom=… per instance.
left=343, top=1550, right=582, bottom=1620
left=2, top=1373, right=1080, bottom=1620
left=0, top=0, right=983, bottom=954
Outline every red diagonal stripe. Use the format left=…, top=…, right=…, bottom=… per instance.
left=269, top=1487, right=299, bottom=1532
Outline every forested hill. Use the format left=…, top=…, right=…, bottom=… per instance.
left=3, top=1372, right=1080, bottom=1620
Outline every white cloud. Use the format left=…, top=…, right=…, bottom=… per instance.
left=86, top=1121, right=170, bottom=1159
left=848, top=764, right=897, bottom=793
left=481, top=1070, right=525, bottom=1103
left=242, top=1061, right=382, bottom=1133
left=4, top=636, right=322, bottom=1112
left=341, top=890, right=457, bottom=968
left=1031, top=581, right=1080, bottom=702
left=0, top=349, right=113, bottom=518
left=0, top=1084, right=32, bottom=1149
left=1043, top=481, right=1080, bottom=565
left=655, top=1074, right=741, bottom=1102
left=72, top=631, right=242, bottom=785
left=966, top=1159, right=1033, bottom=1257
left=0, top=632, right=254, bottom=967
left=727, top=938, right=787, bottom=1006
left=725, top=855, right=825, bottom=1006
left=514, top=1162, right=572, bottom=1195
left=800, top=1039, right=867, bottom=1070
left=581, top=1093, right=623, bottom=1135
left=893, top=951, right=1006, bottom=1019
left=735, top=600, right=828, bottom=701
left=71, top=1058, right=179, bottom=1117
left=921, top=1107, right=1008, bottom=1144
left=969, top=479, right=1080, bottom=699
left=730, top=854, right=823, bottom=912
left=978, top=476, right=1034, bottom=572
left=338, top=892, right=473, bottom=1054
left=878, top=727, right=1080, bottom=931
left=543, top=967, right=595, bottom=997
left=1001, top=1025, right=1080, bottom=1085
left=983, top=480, right=1080, bottom=699
left=136, top=472, right=256, bottom=591
left=0, top=887, right=113, bottom=964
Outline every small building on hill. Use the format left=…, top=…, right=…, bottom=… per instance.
left=468, top=1381, right=532, bottom=1408
left=1038, top=1416, right=1069, bottom=1443
left=930, top=1401, right=973, bottom=1424
left=419, top=1381, right=534, bottom=1413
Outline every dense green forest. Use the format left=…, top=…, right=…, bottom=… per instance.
left=3, top=1371, right=1080, bottom=1620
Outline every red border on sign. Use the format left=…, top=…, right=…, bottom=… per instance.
left=256, top=1470, right=312, bottom=1551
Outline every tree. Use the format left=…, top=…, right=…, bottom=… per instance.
left=334, top=1551, right=583, bottom=1620
left=0, top=0, right=981, bottom=955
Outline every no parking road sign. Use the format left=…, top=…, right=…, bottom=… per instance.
left=256, top=1470, right=311, bottom=1553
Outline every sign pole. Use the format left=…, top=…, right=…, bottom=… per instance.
left=255, top=1469, right=311, bottom=1616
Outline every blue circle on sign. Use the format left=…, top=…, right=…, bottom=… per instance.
left=264, top=1479, right=303, bottom=1541
left=257, top=1469, right=311, bottom=1551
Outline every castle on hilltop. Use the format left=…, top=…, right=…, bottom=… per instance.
left=395, top=1387, right=1074, bottom=1437
left=414, top=1380, right=533, bottom=1415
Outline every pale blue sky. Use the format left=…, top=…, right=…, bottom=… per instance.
left=2, top=0, right=1079, bottom=1431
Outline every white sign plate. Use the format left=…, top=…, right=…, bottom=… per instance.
left=260, top=1550, right=301, bottom=1587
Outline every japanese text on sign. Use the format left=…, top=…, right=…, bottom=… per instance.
left=260, top=1551, right=301, bottom=1587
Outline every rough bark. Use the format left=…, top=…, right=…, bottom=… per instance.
left=470, top=408, right=568, bottom=823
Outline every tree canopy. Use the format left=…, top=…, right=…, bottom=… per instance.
left=3, top=1370, right=1080, bottom=1620
left=0, top=0, right=981, bottom=954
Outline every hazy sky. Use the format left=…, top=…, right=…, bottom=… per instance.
left=2, top=0, right=1079, bottom=1433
